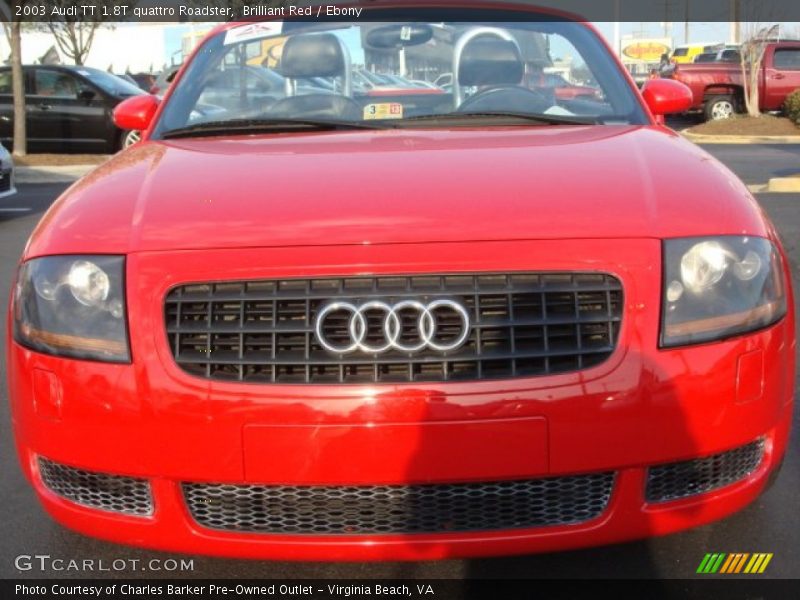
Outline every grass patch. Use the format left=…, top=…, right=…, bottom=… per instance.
left=686, top=114, right=800, bottom=137
left=13, top=154, right=110, bottom=167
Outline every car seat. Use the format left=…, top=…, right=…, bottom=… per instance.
left=456, top=37, right=550, bottom=114
left=270, top=33, right=361, bottom=121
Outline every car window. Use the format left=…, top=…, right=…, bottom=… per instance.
left=33, top=70, right=78, bottom=98
left=78, top=68, right=144, bottom=96
left=0, top=71, right=11, bottom=94
left=673, top=48, right=688, bottom=57
left=540, top=73, right=569, bottom=87
left=774, top=48, right=800, bottom=70
left=155, top=18, right=645, bottom=136
left=197, top=65, right=285, bottom=111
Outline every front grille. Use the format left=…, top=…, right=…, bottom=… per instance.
left=182, top=473, right=615, bottom=535
left=0, top=171, right=10, bottom=192
left=38, top=458, right=153, bottom=516
left=165, top=272, right=623, bottom=384
left=646, top=439, right=765, bottom=503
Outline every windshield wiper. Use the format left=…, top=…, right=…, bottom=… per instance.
left=400, top=112, right=600, bottom=126
left=161, top=117, right=389, bottom=139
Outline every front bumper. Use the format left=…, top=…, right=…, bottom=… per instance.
left=8, top=239, right=796, bottom=560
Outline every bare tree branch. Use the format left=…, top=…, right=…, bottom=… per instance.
left=37, top=0, right=122, bottom=65
left=740, top=23, right=779, bottom=118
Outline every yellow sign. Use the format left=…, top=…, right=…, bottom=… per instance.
left=622, top=41, right=671, bottom=62
left=363, top=103, right=404, bottom=120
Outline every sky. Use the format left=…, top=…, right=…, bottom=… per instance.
left=594, top=21, right=800, bottom=45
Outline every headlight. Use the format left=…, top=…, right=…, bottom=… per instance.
left=661, top=236, right=787, bottom=347
left=13, top=255, right=129, bottom=362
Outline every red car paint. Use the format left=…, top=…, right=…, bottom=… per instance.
left=551, top=85, right=598, bottom=100
left=7, top=3, right=795, bottom=561
left=366, top=87, right=447, bottom=97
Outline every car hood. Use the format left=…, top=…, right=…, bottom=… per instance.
left=26, top=125, right=768, bottom=257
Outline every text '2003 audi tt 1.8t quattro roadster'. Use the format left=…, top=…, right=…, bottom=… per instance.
left=7, top=3, right=795, bottom=560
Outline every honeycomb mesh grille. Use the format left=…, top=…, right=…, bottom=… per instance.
left=182, top=473, right=615, bottom=535
left=646, top=439, right=765, bottom=503
left=165, top=272, right=623, bottom=384
left=38, top=458, right=153, bottom=516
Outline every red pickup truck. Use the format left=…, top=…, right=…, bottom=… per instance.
left=670, top=41, right=800, bottom=120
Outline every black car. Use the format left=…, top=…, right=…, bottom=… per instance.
left=0, top=65, right=145, bottom=152
left=127, top=72, right=156, bottom=92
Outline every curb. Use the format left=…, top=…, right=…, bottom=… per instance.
left=682, top=131, right=800, bottom=144
left=15, top=165, right=96, bottom=184
left=767, top=177, right=800, bottom=193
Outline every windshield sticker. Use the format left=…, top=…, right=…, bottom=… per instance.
left=363, top=103, right=404, bottom=120
left=224, top=22, right=283, bottom=46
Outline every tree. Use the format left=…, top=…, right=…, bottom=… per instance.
left=46, top=21, right=101, bottom=66
left=40, top=0, right=124, bottom=65
left=1, top=20, right=26, bottom=156
left=739, top=23, right=779, bottom=118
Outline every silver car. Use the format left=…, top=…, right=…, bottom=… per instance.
left=0, top=142, right=15, bottom=198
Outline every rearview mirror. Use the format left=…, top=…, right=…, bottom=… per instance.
left=113, top=94, right=160, bottom=132
left=366, top=24, right=433, bottom=49
left=641, top=78, right=693, bottom=116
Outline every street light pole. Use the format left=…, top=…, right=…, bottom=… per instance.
left=729, top=0, right=740, bottom=44
left=684, top=0, right=690, bottom=44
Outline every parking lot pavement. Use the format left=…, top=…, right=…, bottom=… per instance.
left=701, top=145, right=800, bottom=185
left=1, top=165, right=798, bottom=579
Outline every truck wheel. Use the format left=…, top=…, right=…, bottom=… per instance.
left=704, top=95, right=737, bottom=121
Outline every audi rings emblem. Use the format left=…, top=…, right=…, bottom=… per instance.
left=314, top=299, right=471, bottom=354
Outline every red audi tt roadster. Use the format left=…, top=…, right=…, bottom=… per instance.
left=7, top=2, right=795, bottom=560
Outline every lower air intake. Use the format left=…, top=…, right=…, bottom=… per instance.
left=38, top=457, right=153, bottom=517
left=182, top=473, right=615, bottom=535
left=646, top=439, right=765, bottom=503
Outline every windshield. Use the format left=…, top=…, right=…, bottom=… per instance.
left=153, top=17, right=646, bottom=138
left=79, top=67, right=146, bottom=97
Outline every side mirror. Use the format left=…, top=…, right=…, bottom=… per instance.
left=113, top=94, right=160, bottom=132
left=641, top=78, right=693, bottom=116
left=77, top=89, right=96, bottom=103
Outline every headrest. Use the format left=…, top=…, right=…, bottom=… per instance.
left=458, top=38, right=523, bottom=87
left=280, top=33, right=346, bottom=79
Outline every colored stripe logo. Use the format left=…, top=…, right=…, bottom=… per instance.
left=697, top=553, right=773, bottom=574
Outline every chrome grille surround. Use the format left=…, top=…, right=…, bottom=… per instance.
left=165, top=272, right=623, bottom=384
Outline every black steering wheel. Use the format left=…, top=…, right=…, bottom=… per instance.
left=457, top=86, right=552, bottom=114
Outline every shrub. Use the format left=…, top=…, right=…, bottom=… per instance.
left=785, top=88, right=800, bottom=125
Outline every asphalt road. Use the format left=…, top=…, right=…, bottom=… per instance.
left=1, top=145, right=798, bottom=580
